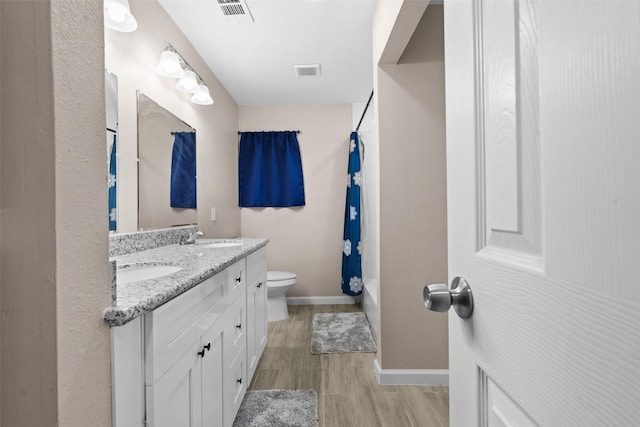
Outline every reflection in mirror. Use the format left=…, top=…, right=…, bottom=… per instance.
left=137, top=92, right=197, bottom=230
left=106, top=70, right=118, bottom=232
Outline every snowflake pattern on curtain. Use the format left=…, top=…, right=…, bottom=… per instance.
left=341, top=132, right=363, bottom=296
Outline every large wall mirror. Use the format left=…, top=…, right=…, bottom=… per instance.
left=137, top=92, right=197, bottom=230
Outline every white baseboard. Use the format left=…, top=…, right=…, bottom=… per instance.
left=287, top=296, right=356, bottom=305
left=373, top=358, right=449, bottom=385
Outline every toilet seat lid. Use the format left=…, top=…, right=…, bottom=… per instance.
left=267, top=271, right=297, bottom=282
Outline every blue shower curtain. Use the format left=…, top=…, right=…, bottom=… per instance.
left=170, top=131, right=197, bottom=209
left=238, top=131, right=305, bottom=207
left=108, top=134, right=117, bottom=231
left=342, top=132, right=363, bottom=296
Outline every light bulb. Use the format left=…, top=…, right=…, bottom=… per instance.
left=156, top=51, right=185, bottom=79
left=104, top=0, right=138, bottom=32
left=107, top=5, right=126, bottom=22
left=176, top=70, right=198, bottom=93
left=165, top=63, right=177, bottom=73
left=191, top=83, right=214, bottom=105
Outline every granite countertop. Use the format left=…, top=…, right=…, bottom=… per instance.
left=104, top=238, right=268, bottom=327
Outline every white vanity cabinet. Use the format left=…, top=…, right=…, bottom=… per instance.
left=145, top=268, right=230, bottom=427
left=111, top=248, right=267, bottom=427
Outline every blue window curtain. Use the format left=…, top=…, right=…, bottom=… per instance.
left=238, top=131, right=305, bottom=207
left=108, top=133, right=117, bottom=231
left=342, top=132, right=363, bottom=296
left=170, top=131, right=197, bottom=209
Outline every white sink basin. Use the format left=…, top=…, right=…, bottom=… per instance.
left=117, top=264, right=183, bottom=285
left=197, top=240, right=243, bottom=249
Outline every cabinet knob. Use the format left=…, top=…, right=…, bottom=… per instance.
left=236, top=324, right=242, bottom=330
left=197, top=348, right=206, bottom=358
left=204, top=343, right=211, bottom=351
left=235, top=273, right=242, bottom=283
left=257, top=282, right=263, bottom=288
left=237, top=378, right=242, bottom=385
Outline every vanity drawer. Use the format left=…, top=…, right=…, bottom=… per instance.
left=226, top=259, right=246, bottom=302
left=223, top=292, right=247, bottom=364
left=145, top=272, right=226, bottom=385
left=246, top=247, right=266, bottom=286
left=224, top=345, right=247, bottom=427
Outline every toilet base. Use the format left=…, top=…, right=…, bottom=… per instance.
left=267, top=294, right=289, bottom=321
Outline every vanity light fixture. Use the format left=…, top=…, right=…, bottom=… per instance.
left=156, top=44, right=214, bottom=106
left=104, top=0, right=138, bottom=32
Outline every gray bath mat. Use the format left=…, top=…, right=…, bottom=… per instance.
left=232, top=389, right=318, bottom=427
left=311, top=312, right=376, bottom=354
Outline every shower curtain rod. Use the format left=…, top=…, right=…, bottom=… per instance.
left=237, top=130, right=301, bottom=134
left=356, top=90, right=374, bottom=132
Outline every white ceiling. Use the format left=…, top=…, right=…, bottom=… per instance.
left=157, top=0, right=376, bottom=106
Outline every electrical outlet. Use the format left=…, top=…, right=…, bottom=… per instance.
left=211, top=208, right=217, bottom=222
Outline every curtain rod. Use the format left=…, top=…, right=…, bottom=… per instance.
left=238, top=130, right=301, bottom=134
left=106, top=127, right=117, bottom=133
left=356, top=90, right=374, bottom=132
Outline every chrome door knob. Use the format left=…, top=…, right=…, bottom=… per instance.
left=423, top=276, right=474, bottom=319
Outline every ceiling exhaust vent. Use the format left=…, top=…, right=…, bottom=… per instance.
left=217, top=0, right=254, bottom=23
left=294, top=64, right=321, bottom=77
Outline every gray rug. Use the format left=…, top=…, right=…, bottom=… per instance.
left=311, top=312, right=376, bottom=354
left=232, top=389, right=318, bottom=427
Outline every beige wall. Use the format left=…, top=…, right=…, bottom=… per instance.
left=1, top=1, right=112, bottom=425
left=376, top=5, right=449, bottom=369
left=240, top=105, right=352, bottom=297
left=105, top=0, right=241, bottom=237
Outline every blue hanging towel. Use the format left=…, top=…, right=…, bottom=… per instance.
left=170, top=131, right=197, bottom=209
left=341, top=132, right=363, bottom=296
left=238, top=131, right=305, bottom=207
left=108, top=133, right=117, bottom=231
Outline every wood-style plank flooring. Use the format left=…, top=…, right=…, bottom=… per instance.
left=249, top=304, right=449, bottom=427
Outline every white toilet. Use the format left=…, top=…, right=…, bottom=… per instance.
left=266, top=271, right=297, bottom=321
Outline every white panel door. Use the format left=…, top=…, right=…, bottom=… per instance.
left=246, top=281, right=257, bottom=379
left=247, top=272, right=267, bottom=381
left=147, top=342, right=202, bottom=427
left=201, top=322, right=224, bottom=427
left=255, top=274, right=267, bottom=356
left=443, top=1, right=640, bottom=426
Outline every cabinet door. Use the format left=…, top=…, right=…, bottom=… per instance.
left=201, top=322, right=224, bottom=427
left=246, top=247, right=267, bottom=381
left=255, top=272, right=267, bottom=357
left=147, top=343, right=202, bottom=427
left=246, top=275, right=267, bottom=380
left=246, top=281, right=257, bottom=380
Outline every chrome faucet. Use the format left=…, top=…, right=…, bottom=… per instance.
left=181, top=230, right=204, bottom=245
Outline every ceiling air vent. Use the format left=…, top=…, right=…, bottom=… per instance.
left=294, top=64, right=321, bottom=78
left=217, top=0, right=254, bottom=23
